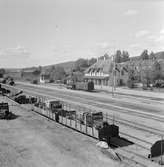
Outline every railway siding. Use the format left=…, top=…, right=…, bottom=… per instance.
left=6, top=98, right=158, bottom=167
left=1, top=84, right=163, bottom=166
left=2, top=84, right=162, bottom=145
left=17, top=101, right=162, bottom=166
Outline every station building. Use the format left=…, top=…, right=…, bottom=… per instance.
left=84, top=57, right=129, bottom=86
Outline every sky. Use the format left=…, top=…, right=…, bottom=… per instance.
left=0, top=0, right=164, bottom=68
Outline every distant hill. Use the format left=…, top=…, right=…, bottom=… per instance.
left=3, top=51, right=164, bottom=74
left=130, top=51, right=164, bottom=61
left=4, top=61, right=75, bottom=73
left=155, top=51, right=164, bottom=60
left=43, top=61, right=75, bottom=73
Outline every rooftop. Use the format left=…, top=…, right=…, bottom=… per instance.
left=85, top=57, right=113, bottom=74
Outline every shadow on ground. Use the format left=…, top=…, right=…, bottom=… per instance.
left=110, top=137, right=134, bottom=148
left=1, top=112, right=20, bottom=120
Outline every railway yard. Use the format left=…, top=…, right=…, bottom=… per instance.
left=1, top=0, right=164, bottom=166
left=0, top=82, right=164, bottom=167
left=0, top=96, right=120, bottom=167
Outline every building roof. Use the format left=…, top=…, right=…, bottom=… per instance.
left=85, top=58, right=113, bottom=74
left=40, top=71, right=50, bottom=76
left=22, top=69, right=36, bottom=73
left=84, top=76, right=109, bottom=79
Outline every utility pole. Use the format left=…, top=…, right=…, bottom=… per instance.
left=161, top=136, right=163, bottom=165
left=114, top=53, right=116, bottom=91
left=112, top=53, right=116, bottom=97
left=112, top=55, right=114, bottom=97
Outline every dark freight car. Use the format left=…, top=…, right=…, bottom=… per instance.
left=67, top=81, right=94, bottom=91
left=0, top=103, right=9, bottom=119
left=75, top=81, right=94, bottom=91
left=98, top=122, right=133, bottom=148
left=98, top=122, right=119, bottom=145
left=148, top=140, right=164, bottom=164
left=151, top=140, right=164, bottom=158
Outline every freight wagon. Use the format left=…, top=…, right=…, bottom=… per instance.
left=37, top=99, right=102, bottom=126
left=98, top=122, right=133, bottom=148
left=67, top=81, right=94, bottom=92
left=78, top=112, right=103, bottom=128
left=44, top=100, right=76, bottom=120
left=0, top=102, right=12, bottom=119
left=148, top=139, right=164, bottom=165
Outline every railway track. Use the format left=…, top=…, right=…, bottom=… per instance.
left=2, top=84, right=163, bottom=165
left=14, top=84, right=164, bottom=136
left=43, top=83, right=164, bottom=104
left=2, top=84, right=162, bottom=145
left=99, top=88, right=164, bottom=104
left=16, top=83, right=164, bottom=118
left=25, top=106, right=156, bottom=166
left=5, top=96, right=158, bottom=167
left=17, top=83, right=164, bottom=113
left=106, top=116, right=164, bottom=137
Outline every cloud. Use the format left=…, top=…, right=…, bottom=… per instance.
left=129, top=43, right=145, bottom=52
left=0, top=46, right=30, bottom=58
left=99, top=42, right=111, bottom=49
left=148, top=33, right=164, bottom=43
left=154, top=35, right=164, bottom=42
left=135, top=30, right=150, bottom=38
left=148, top=35, right=157, bottom=40
left=160, top=29, right=164, bottom=34
left=129, top=43, right=141, bottom=49
left=124, top=9, right=138, bottom=16
left=97, top=42, right=119, bottom=50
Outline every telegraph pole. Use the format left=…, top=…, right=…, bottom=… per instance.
left=113, top=53, right=116, bottom=91
left=112, top=54, right=115, bottom=97
left=161, top=136, right=163, bottom=165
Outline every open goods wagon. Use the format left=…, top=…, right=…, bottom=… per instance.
left=78, top=112, right=103, bottom=128
left=148, top=139, right=164, bottom=165
left=0, top=102, right=10, bottom=119
left=67, top=81, right=94, bottom=91
left=98, top=122, right=133, bottom=148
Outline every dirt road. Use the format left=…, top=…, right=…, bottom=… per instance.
left=0, top=96, right=122, bottom=167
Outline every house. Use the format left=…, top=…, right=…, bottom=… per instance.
left=127, top=59, right=164, bottom=82
left=84, top=57, right=112, bottom=86
left=84, top=56, right=129, bottom=86
left=116, top=63, right=129, bottom=86
left=40, top=72, right=50, bottom=83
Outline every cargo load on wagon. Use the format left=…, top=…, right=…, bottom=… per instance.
left=45, top=100, right=62, bottom=112
left=0, top=102, right=9, bottom=119
left=78, top=112, right=103, bottom=128
left=98, top=122, right=119, bottom=145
